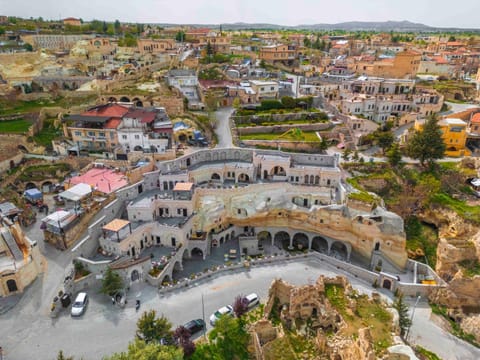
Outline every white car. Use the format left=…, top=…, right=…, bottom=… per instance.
left=71, top=292, right=88, bottom=317
left=245, top=293, right=259, bottom=309
left=209, top=305, right=233, bottom=326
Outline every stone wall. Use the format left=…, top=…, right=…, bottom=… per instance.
left=237, top=122, right=330, bottom=135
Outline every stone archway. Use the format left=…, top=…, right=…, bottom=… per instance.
left=107, top=96, right=117, bottom=103
left=25, top=182, right=37, bottom=190
left=270, top=166, right=286, bottom=176
left=42, top=181, right=53, bottom=193
left=173, top=261, right=182, bottom=276
left=274, top=231, right=290, bottom=250
left=134, top=145, right=143, bottom=151
left=17, top=144, right=28, bottom=153
left=131, top=269, right=140, bottom=282
left=382, top=279, right=392, bottom=290
left=120, top=96, right=131, bottom=103
left=162, top=274, right=171, bottom=285
left=330, top=241, right=348, bottom=260
left=211, top=173, right=221, bottom=181
left=133, top=98, right=143, bottom=107
left=191, top=247, right=203, bottom=259
left=182, top=248, right=190, bottom=259
left=257, top=231, right=272, bottom=249
left=292, top=233, right=309, bottom=250
left=311, top=236, right=328, bottom=254
left=6, top=279, right=18, bottom=292
left=238, top=173, right=250, bottom=183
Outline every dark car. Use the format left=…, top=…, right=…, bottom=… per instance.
left=183, top=319, right=205, bottom=336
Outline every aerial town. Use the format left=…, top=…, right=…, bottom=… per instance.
left=0, top=2, right=480, bottom=359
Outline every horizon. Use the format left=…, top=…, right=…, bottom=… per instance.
left=2, top=0, right=479, bottom=29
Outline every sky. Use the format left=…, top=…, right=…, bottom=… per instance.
left=1, top=0, right=479, bottom=28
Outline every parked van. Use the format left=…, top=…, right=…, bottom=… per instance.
left=245, top=293, right=259, bottom=309
left=71, top=292, right=88, bottom=317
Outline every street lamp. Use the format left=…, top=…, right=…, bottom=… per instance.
left=405, top=295, right=421, bottom=342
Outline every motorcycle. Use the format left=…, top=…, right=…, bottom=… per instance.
left=135, top=299, right=141, bottom=311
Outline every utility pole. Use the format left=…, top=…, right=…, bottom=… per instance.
left=201, top=293, right=207, bottom=340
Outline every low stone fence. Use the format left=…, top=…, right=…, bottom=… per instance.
left=237, top=122, right=330, bottom=135
left=157, top=250, right=446, bottom=297
left=232, top=111, right=325, bottom=125
left=241, top=140, right=321, bottom=153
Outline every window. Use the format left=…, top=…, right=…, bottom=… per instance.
left=99, top=132, right=105, bottom=138
left=87, top=131, right=95, bottom=137
left=270, top=87, right=274, bottom=90
left=74, top=131, right=81, bottom=136
left=134, top=135, right=140, bottom=139
left=122, top=135, right=127, bottom=140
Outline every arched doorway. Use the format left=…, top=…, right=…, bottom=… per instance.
left=211, top=173, right=221, bottom=181
left=257, top=231, right=272, bottom=248
left=7, top=279, right=18, bottom=292
left=238, top=173, right=250, bottom=183
left=107, top=96, right=117, bottom=103
left=311, top=236, right=328, bottom=254
left=120, top=96, right=131, bottom=103
left=274, top=231, right=290, bottom=250
left=182, top=248, right=190, bottom=259
left=162, top=274, right=171, bottom=285
left=25, top=182, right=36, bottom=190
left=292, top=233, right=309, bottom=250
left=133, top=98, right=143, bottom=107
left=263, top=170, right=268, bottom=179
left=42, top=181, right=53, bottom=193
left=191, top=247, right=203, bottom=259
left=330, top=241, right=348, bottom=260
left=134, top=145, right=143, bottom=151
left=271, top=166, right=286, bottom=176
left=131, top=269, right=140, bottom=282
left=382, top=279, right=392, bottom=290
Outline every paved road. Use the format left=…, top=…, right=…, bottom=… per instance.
left=407, top=301, right=480, bottom=360
left=1, top=257, right=478, bottom=360
left=441, top=101, right=478, bottom=116
left=214, top=107, right=234, bottom=148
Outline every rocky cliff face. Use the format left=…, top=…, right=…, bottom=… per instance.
left=422, top=198, right=480, bottom=343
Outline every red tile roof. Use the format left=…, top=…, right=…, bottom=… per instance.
left=125, top=109, right=156, bottom=124
left=69, top=168, right=128, bottom=194
left=471, top=113, right=480, bottom=123
left=82, top=104, right=129, bottom=118
left=104, top=119, right=122, bottom=129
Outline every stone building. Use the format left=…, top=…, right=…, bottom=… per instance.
left=0, top=218, right=44, bottom=297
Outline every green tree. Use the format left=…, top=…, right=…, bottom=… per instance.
left=136, top=310, right=173, bottom=343
left=208, top=316, right=250, bottom=360
left=114, top=20, right=121, bottom=34
left=342, top=148, right=351, bottom=161
left=375, top=130, right=394, bottom=154
left=393, top=294, right=412, bottom=337
left=103, top=339, right=183, bottom=360
left=259, top=59, right=266, bottom=69
left=303, top=37, right=311, bottom=48
left=0, top=27, right=5, bottom=36
left=100, top=267, right=124, bottom=297
left=405, top=117, right=445, bottom=167
left=102, top=21, right=108, bottom=34
left=280, top=96, right=296, bottom=109
left=175, top=31, right=186, bottom=42
left=386, top=142, right=402, bottom=167
left=24, top=43, right=33, bottom=52
left=190, top=343, right=223, bottom=360
left=352, top=151, right=360, bottom=162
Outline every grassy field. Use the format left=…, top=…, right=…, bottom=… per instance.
left=0, top=119, right=32, bottom=133
left=240, top=130, right=320, bottom=142
left=236, top=119, right=327, bottom=128
left=32, top=118, right=61, bottom=148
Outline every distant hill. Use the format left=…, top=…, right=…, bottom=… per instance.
left=156, top=20, right=479, bottom=32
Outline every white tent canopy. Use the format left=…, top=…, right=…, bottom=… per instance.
left=59, top=183, right=92, bottom=202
